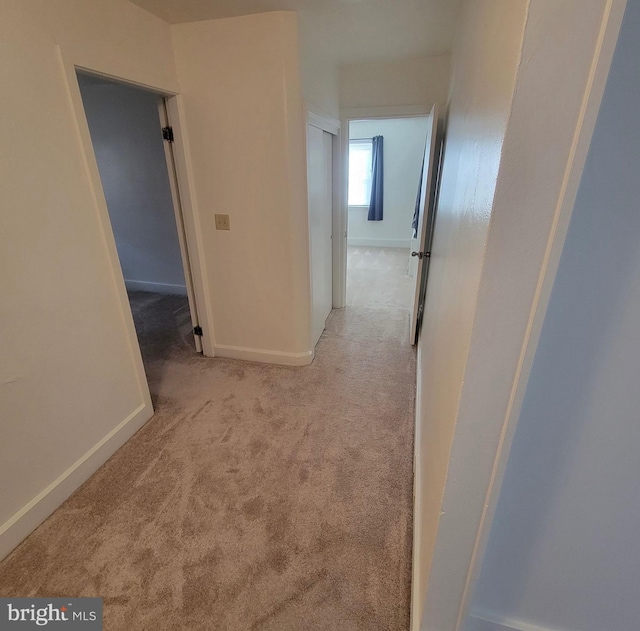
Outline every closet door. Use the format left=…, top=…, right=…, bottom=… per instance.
left=307, top=125, right=333, bottom=348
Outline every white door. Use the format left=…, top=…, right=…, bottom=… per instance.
left=159, top=98, right=203, bottom=352
left=410, top=105, right=439, bottom=345
left=307, top=124, right=334, bottom=347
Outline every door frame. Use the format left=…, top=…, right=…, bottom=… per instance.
left=305, top=104, right=341, bottom=341
left=64, top=63, right=214, bottom=371
left=157, top=98, right=203, bottom=353
left=338, top=105, right=432, bottom=309
left=409, top=105, right=439, bottom=346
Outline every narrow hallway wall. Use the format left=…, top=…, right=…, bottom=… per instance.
left=412, top=2, right=529, bottom=624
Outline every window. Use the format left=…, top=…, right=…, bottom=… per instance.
left=348, top=139, right=373, bottom=206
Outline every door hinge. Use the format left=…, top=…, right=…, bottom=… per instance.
left=193, top=326, right=203, bottom=337
left=162, top=126, right=174, bottom=143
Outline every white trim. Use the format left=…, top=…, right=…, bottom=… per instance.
left=164, top=95, right=216, bottom=357
left=410, top=343, right=424, bottom=631
left=158, top=98, right=202, bottom=352
left=213, top=344, right=314, bottom=366
left=306, top=102, right=341, bottom=135
left=456, top=2, right=628, bottom=628
left=0, top=402, right=152, bottom=561
left=125, top=279, right=187, bottom=295
left=468, top=612, right=555, bottom=631
left=342, top=104, right=431, bottom=120
left=332, top=123, right=345, bottom=309
left=347, top=237, right=411, bottom=248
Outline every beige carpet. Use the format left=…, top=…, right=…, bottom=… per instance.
left=0, top=247, right=416, bottom=630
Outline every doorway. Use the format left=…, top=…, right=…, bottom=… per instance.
left=76, top=72, right=201, bottom=389
left=345, top=116, right=430, bottom=317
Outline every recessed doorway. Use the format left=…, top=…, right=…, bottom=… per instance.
left=76, top=71, right=202, bottom=395
left=345, top=116, right=430, bottom=324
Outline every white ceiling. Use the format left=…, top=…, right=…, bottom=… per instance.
left=130, top=0, right=461, bottom=65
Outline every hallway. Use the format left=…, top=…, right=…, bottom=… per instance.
left=0, top=265, right=417, bottom=629
left=347, top=246, right=415, bottom=309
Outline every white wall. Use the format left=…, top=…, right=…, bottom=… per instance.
left=471, top=2, right=640, bottom=630
left=299, top=25, right=340, bottom=118
left=348, top=117, right=428, bottom=248
left=0, top=0, right=178, bottom=559
left=171, top=12, right=312, bottom=365
left=413, top=0, right=621, bottom=629
left=77, top=75, right=187, bottom=295
left=340, top=55, right=451, bottom=111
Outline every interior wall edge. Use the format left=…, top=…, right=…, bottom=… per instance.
left=0, top=402, right=153, bottom=562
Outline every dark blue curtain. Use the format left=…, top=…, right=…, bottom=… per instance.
left=368, top=135, right=384, bottom=221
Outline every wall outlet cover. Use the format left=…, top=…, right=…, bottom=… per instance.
left=215, top=214, right=230, bottom=230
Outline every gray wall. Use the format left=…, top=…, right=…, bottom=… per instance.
left=78, top=74, right=186, bottom=295
left=471, top=2, right=640, bottom=629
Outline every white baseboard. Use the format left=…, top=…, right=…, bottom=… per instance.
left=0, top=402, right=153, bottom=561
left=213, top=344, right=314, bottom=366
left=410, top=343, right=424, bottom=631
left=468, top=612, right=554, bottom=631
left=347, top=238, right=411, bottom=248
left=125, top=279, right=188, bottom=295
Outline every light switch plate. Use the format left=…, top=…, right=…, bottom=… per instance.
left=215, top=214, right=230, bottom=230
